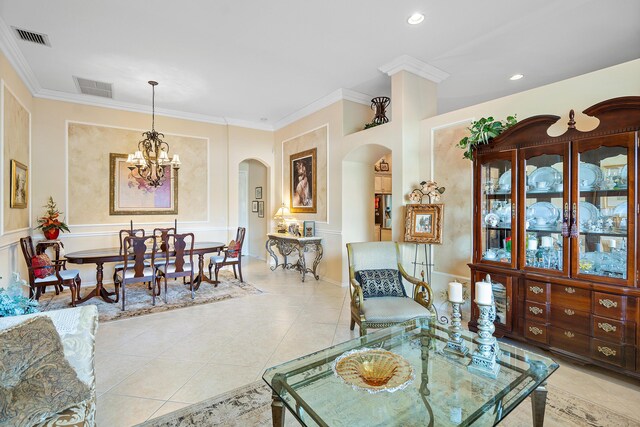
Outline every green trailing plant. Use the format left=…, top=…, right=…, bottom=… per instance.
left=457, top=115, right=517, bottom=160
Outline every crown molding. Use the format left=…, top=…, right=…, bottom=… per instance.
left=226, top=117, right=273, bottom=131
left=0, top=15, right=41, bottom=94
left=379, top=54, right=449, bottom=83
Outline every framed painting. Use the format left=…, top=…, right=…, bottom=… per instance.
left=255, top=186, right=263, bottom=199
left=109, top=153, right=178, bottom=215
left=290, top=148, right=317, bottom=213
left=252, top=201, right=259, bottom=212
left=258, top=201, right=264, bottom=218
left=10, top=159, right=28, bottom=208
left=404, top=204, right=444, bottom=244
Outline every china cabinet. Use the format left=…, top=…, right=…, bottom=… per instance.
left=469, top=96, right=640, bottom=377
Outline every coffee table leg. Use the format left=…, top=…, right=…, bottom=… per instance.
left=531, top=383, right=547, bottom=427
left=271, top=390, right=285, bottom=427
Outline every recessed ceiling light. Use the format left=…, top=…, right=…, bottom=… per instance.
left=260, top=117, right=268, bottom=121
left=407, top=13, right=425, bottom=25
left=510, top=74, right=524, bottom=81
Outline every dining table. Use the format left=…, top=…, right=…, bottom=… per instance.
left=65, top=241, right=225, bottom=304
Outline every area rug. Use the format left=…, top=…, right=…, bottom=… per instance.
left=135, top=380, right=639, bottom=427
left=37, top=270, right=262, bottom=322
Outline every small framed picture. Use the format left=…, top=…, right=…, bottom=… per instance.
left=252, top=201, right=258, bottom=213
left=255, top=187, right=263, bottom=199
left=10, top=159, right=28, bottom=208
left=303, top=220, right=315, bottom=237
left=404, top=204, right=444, bottom=244
left=258, top=201, right=264, bottom=218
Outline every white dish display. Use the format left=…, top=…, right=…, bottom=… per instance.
left=526, top=202, right=560, bottom=226
left=498, top=170, right=511, bottom=191
left=578, top=162, right=603, bottom=190
left=484, top=213, right=500, bottom=227
left=613, top=202, right=627, bottom=218
left=528, top=166, right=562, bottom=190
left=579, top=201, right=599, bottom=224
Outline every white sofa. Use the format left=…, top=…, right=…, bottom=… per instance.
left=0, top=305, right=99, bottom=426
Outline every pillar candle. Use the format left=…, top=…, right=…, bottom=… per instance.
left=476, top=281, right=493, bottom=305
left=609, top=239, right=617, bottom=248
left=541, top=236, right=553, bottom=248
left=527, top=237, right=538, bottom=251
left=448, top=282, right=463, bottom=303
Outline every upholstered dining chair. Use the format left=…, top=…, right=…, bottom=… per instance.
left=209, top=227, right=245, bottom=285
left=113, top=228, right=145, bottom=286
left=346, top=242, right=434, bottom=336
left=114, top=235, right=157, bottom=310
left=19, top=236, right=81, bottom=306
left=155, top=232, right=195, bottom=302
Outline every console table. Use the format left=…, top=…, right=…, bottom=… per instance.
left=265, top=233, right=323, bottom=282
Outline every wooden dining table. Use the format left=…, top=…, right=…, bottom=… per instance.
left=65, top=241, right=225, bottom=304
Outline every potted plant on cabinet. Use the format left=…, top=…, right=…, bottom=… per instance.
left=35, top=197, right=70, bottom=240
left=457, top=115, right=517, bottom=160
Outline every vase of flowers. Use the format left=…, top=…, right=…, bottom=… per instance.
left=36, top=197, right=70, bottom=240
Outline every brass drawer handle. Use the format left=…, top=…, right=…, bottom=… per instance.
left=597, top=346, right=617, bottom=357
left=599, top=298, right=618, bottom=309
left=564, top=287, right=576, bottom=294
left=598, top=322, right=617, bottom=333
left=529, top=286, right=544, bottom=295
left=529, top=306, right=543, bottom=315
left=528, top=326, right=543, bottom=336
left=564, top=308, right=575, bottom=316
left=564, top=331, right=575, bottom=338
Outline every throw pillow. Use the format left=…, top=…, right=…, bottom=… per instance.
left=355, top=269, right=407, bottom=298
left=0, top=316, right=90, bottom=427
left=227, top=239, right=240, bottom=258
left=31, top=254, right=54, bottom=279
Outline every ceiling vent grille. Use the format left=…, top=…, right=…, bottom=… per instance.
left=73, top=76, right=113, bottom=98
left=12, top=27, right=51, bottom=46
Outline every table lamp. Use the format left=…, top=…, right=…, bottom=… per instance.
left=274, top=204, right=292, bottom=233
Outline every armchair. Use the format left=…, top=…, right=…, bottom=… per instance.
left=346, top=242, right=433, bottom=336
left=208, top=227, right=245, bottom=284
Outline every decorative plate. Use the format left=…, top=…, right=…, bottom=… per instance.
left=579, top=201, right=599, bottom=224
left=498, top=169, right=511, bottom=191
left=333, top=348, right=414, bottom=394
left=526, top=202, right=560, bottom=225
left=613, top=202, right=627, bottom=218
left=528, top=166, right=562, bottom=190
left=578, top=162, right=604, bottom=190
left=484, top=213, right=500, bottom=227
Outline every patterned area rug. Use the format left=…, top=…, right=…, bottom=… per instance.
left=37, top=270, right=261, bottom=322
left=136, top=380, right=639, bottom=427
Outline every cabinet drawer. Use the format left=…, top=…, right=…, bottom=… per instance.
left=525, top=280, right=550, bottom=303
left=593, top=293, right=626, bottom=319
left=590, top=339, right=634, bottom=369
left=549, top=305, right=591, bottom=335
left=525, top=321, right=548, bottom=344
left=550, top=285, right=591, bottom=311
left=525, top=301, right=548, bottom=322
left=592, top=316, right=635, bottom=343
left=549, top=326, right=590, bottom=357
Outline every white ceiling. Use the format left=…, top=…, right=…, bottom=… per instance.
left=0, top=0, right=639, bottom=130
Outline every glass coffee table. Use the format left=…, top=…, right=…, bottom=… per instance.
left=263, top=316, right=558, bottom=426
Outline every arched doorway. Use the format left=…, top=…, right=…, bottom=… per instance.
left=238, top=159, right=269, bottom=259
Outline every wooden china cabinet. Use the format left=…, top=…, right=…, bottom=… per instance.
left=468, top=96, right=640, bottom=378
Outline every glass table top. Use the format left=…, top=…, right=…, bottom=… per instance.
left=263, top=317, right=558, bottom=427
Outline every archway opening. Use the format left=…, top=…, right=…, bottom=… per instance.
left=238, top=159, right=268, bottom=259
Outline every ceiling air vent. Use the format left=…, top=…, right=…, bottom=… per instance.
left=12, top=27, right=51, bottom=46
left=73, top=76, right=113, bottom=98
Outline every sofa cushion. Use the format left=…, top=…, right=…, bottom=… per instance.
left=32, top=254, right=54, bottom=279
left=361, top=297, right=429, bottom=323
left=0, top=316, right=91, bottom=427
left=35, top=398, right=94, bottom=427
left=355, top=269, right=407, bottom=298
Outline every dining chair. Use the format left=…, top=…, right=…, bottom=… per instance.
left=114, top=235, right=157, bottom=310
left=155, top=233, right=195, bottom=302
left=19, top=236, right=81, bottom=306
left=113, top=228, right=146, bottom=290
left=209, top=227, right=245, bottom=284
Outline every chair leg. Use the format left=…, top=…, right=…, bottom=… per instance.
left=69, top=283, right=76, bottom=307
left=190, top=274, right=194, bottom=299
left=121, top=284, right=126, bottom=311
left=164, top=276, right=168, bottom=304
left=214, top=265, right=220, bottom=287
left=237, top=261, right=243, bottom=283
left=350, top=317, right=356, bottom=331
left=359, top=323, right=367, bottom=337
left=232, top=264, right=238, bottom=279
left=35, top=286, right=42, bottom=300
left=208, top=261, right=213, bottom=281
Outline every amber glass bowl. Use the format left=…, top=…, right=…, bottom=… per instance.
left=334, top=349, right=413, bottom=392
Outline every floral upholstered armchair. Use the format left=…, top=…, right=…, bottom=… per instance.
left=346, top=242, right=433, bottom=336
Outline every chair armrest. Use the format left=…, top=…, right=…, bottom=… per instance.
left=349, top=278, right=364, bottom=310
left=398, top=265, right=433, bottom=309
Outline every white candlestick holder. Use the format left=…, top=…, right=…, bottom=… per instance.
left=444, top=301, right=468, bottom=357
left=468, top=302, right=501, bottom=378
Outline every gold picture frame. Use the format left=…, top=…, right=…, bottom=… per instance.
left=404, top=204, right=444, bottom=244
left=10, top=159, right=28, bottom=208
left=290, top=148, right=317, bottom=213
left=109, top=153, right=178, bottom=215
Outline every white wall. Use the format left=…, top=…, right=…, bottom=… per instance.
left=246, top=160, right=268, bottom=258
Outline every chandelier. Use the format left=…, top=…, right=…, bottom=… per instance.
left=127, top=81, right=180, bottom=187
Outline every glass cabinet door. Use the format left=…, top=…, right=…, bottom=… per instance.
left=476, top=151, right=517, bottom=268
left=520, top=145, right=570, bottom=276
left=571, top=133, right=636, bottom=285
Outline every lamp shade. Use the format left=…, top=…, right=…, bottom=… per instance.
left=274, top=204, right=291, bottom=219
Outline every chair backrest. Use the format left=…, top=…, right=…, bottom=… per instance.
left=122, top=235, right=156, bottom=279
left=346, top=242, right=400, bottom=278
left=229, top=227, right=246, bottom=257
left=119, top=228, right=145, bottom=255
left=153, top=227, right=176, bottom=252
left=162, top=232, right=194, bottom=273
left=19, top=236, right=36, bottom=268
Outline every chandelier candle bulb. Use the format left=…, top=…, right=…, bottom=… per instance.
left=475, top=281, right=492, bottom=305
left=448, top=282, right=463, bottom=303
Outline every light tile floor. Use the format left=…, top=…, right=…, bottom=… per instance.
left=95, top=257, right=640, bottom=426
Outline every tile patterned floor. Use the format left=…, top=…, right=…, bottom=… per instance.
left=94, top=257, right=640, bottom=426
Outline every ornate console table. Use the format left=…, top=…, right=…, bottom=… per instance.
left=265, top=233, right=323, bottom=282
